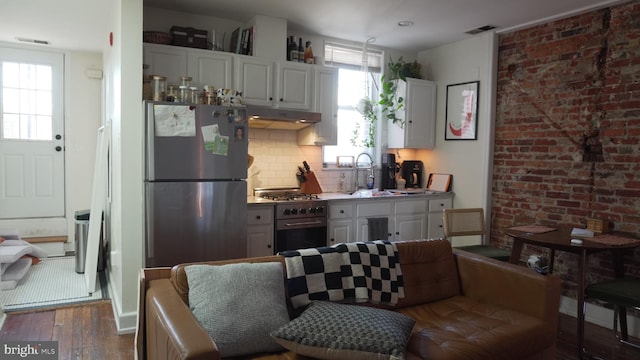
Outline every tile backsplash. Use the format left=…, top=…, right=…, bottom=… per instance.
left=247, top=129, right=364, bottom=195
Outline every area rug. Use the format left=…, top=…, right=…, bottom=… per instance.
left=0, top=256, right=107, bottom=312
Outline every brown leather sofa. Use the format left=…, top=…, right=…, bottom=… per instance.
left=135, top=239, right=561, bottom=360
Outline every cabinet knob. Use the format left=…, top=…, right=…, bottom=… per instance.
left=440, top=203, right=445, bottom=207
left=256, top=215, right=261, bottom=220
left=340, top=210, right=344, bottom=214
left=269, top=97, right=273, bottom=101
left=330, top=238, right=335, bottom=242
left=439, top=224, right=443, bottom=228
left=408, top=120, right=413, bottom=124
left=395, top=232, right=400, bottom=235
left=280, top=98, right=284, bottom=102
left=267, top=244, right=272, bottom=248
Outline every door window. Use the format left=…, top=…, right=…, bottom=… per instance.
left=2, top=62, right=53, bottom=140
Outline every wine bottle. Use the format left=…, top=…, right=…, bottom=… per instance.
left=297, top=38, right=304, bottom=62
left=286, top=37, right=291, bottom=61
left=289, top=37, right=299, bottom=62
left=304, top=41, right=314, bottom=64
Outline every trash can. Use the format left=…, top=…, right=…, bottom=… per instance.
left=74, top=209, right=105, bottom=274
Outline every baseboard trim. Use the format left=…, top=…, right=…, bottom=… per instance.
left=560, top=295, right=640, bottom=338
left=24, top=236, right=68, bottom=243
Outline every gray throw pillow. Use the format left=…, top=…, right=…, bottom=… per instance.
left=271, top=301, right=415, bottom=360
left=185, top=262, right=289, bottom=357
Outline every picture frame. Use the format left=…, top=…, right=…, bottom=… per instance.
left=445, top=81, right=479, bottom=140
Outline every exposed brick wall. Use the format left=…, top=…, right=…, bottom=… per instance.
left=492, top=1, right=640, bottom=298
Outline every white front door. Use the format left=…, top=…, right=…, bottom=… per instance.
left=0, top=47, right=65, bottom=219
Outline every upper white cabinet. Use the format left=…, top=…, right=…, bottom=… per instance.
left=234, top=57, right=313, bottom=110
left=144, top=44, right=233, bottom=89
left=188, top=49, right=234, bottom=89
left=234, top=55, right=275, bottom=107
left=298, top=66, right=338, bottom=145
left=144, top=44, right=188, bottom=85
left=388, top=78, right=437, bottom=149
left=275, top=62, right=312, bottom=110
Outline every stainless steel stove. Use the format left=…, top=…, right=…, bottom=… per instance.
left=253, top=187, right=328, bottom=253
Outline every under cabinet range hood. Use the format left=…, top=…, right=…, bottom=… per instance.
left=247, top=106, right=321, bottom=130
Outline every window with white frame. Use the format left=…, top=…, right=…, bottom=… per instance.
left=322, top=42, right=382, bottom=166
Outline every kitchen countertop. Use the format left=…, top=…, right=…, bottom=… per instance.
left=247, top=190, right=452, bottom=204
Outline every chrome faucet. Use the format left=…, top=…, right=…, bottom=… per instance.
left=354, top=152, right=374, bottom=190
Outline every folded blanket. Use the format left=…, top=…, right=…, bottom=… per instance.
left=281, top=240, right=404, bottom=309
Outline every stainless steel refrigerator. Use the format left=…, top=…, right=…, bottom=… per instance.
left=144, top=102, right=248, bottom=267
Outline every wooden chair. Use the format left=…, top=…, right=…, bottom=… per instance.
left=442, top=208, right=511, bottom=261
left=585, top=277, right=640, bottom=350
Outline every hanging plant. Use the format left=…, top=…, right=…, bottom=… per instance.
left=351, top=97, right=377, bottom=148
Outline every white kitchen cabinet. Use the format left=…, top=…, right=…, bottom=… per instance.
left=188, top=49, right=234, bottom=89
left=355, top=200, right=393, bottom=242
left=388, top=78, right=437, bottom=149
left=247, top=205, right=274, bottom=257
left=144, top=44, right=188, bottom=86
left=328, top=201, right=355, bottom=245
left=275, top=62, right=312, bottom=110
left=298, top=66, right=338, bottom=145
left=426, top=197, right=453, bottom=239
left=393, top=198, right=428, bottom=241
left=235, top=55, right=314, bottom=110
left=234, top=55, right=275, bottom=107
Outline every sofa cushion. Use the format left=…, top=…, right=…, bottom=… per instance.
left=398, top=296, right=555, bottom=360
left=185, top=262, right=290, bottom=357
left=271, top=301, right=415, bottom=360
left=392, top=239, right=461, bottom=308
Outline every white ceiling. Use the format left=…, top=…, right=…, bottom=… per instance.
left=0, top=0, right=629, bottom=53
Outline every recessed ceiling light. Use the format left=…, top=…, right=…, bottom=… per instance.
left=398, top=20, right=414, bottom=27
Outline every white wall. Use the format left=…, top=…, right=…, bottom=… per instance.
left=65, top=51, right=103, bottom=245
left=415, top=32, right=498, bottom=244
left=104, top=0, right=144, bottom=333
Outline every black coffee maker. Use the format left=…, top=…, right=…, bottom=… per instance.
left=401, top=161, right=424, bottom=188
left=380, top=153, right=399, bottom=190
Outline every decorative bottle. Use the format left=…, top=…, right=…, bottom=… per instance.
left=297, top=38, right=304, bottom=62
left=304, top=41, right=314, bottom=64
left=289, top=37, right=299, bottom=62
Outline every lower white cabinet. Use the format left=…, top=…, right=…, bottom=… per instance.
left=426, top=197, right=453, bottom=239
left=326, top=194, right=454, bottom=245
left=394, top=198, right=428, bottom=241
left=247, top=205, right=274, bottom=257
left=355, top=200, right=393, bottom=242
left=328, top=201, right=355, bottom=245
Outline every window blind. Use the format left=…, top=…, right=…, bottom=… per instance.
left=324, top=42, right=383, bottom=73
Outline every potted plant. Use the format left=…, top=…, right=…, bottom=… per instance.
left=379, top=57, right=422, bottom=128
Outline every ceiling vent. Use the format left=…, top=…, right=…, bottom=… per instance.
left=16, top=37, right=50, bottom=45
left=465, top=25, right=497, bottom=35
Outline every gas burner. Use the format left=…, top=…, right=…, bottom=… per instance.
left=254, top=188, right=320, bottom=202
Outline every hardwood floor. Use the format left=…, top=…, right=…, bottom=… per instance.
left=0, top=300, right=637, bottom=360
left=0, top=300, right=134, bottom=360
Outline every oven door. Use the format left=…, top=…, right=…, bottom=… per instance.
left=275, top=217, right=327, bottom=253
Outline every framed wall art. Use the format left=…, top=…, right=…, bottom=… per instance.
left=445, top=81, right=479, bottom=140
